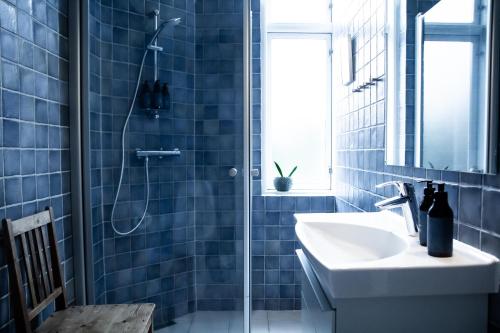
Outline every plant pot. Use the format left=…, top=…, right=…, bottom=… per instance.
left=274, top=177, right=293, bottom=192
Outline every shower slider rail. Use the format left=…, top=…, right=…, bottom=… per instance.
left=136, top=148, right=181, bottom=159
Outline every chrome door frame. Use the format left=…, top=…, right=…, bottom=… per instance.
left=243, top=0, right=253, bottom=332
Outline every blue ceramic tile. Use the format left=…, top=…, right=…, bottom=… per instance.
left=0, top=30, right=18, bottom=61
left=17, top=0, right=33, bottom=15
left=20, top=95, right=35, bottom=121
left=17, top=9, right=33, bottom=40
left=33, top=0, right=46, bottom=23
left=33, top=21, right=47, bottom=47
left=21, top=149, right=36, bottom=174
left=482, top=190, right=500, bottom=235
left=3, top=119, right=20, bottom=147
left=4, top=149, right=20, bottom=176
left=0, top=0, right=17, bottom=32
left=5, top=177, right=22, bottom=206
left=2, top=90, right=20, bottom=119
left=35, top=150, right=49, bottom=173
left=19, top=40, right=34, bottom=68
left=2, top=61, right=20, bottom=90
left=22, top=176, right=37, bottom=202
left=459, top=186, right=482, bottom=227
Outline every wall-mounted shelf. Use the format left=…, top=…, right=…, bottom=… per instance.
left=352, top=75, right=384, bottom=93
left=136, top=148, right=181, bottom=159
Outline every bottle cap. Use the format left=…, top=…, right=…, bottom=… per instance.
left=436, top=183, right=445, bottom=192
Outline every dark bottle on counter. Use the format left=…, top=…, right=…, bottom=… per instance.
left=139, top=80, right=152, bottom=109
left=427, top=183, right=454, bottom=257
left=418, top=180, right=435, bottom=246
left=162, top=83, right=170, bottom=111
left=152, top=80, right=163, bottom=109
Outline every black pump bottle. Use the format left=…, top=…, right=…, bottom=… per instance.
left=152, top=80, right=163, bottom=109
left=427, top=183, right=454, bottom=257
left=139, top=80, right=152, bottom=109
left=418, top=180, right=435, bottom=246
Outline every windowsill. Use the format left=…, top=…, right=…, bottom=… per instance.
left=261, top=189, right=336, bottom=197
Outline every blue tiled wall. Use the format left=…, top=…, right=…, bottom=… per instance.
left=86, top=0, right=196, bottom=327
left=0, top=0, right=74, bottom=331
left=251, top=195, right=336, bottom=310
left=332, top=0, right=500, bottom=330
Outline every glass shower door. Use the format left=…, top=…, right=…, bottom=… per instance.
left=83, top=0, right=252, bottom=331
left=191, top=0, right=252, bottom=332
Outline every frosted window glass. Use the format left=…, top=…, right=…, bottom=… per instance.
left=266, top=37, right=331, bottom=190
left=424, top=0, right=475, bottom=23
left=422, top=41, right=473, bottom=171
left=266, top=0, right=331, bottom=24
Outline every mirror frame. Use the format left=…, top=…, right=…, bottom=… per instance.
left=384, top=0, right=500, bottom=174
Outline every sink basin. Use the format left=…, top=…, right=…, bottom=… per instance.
left=295, top=211, right=500, bottom=300
left=298, top=222, right=407, bottom=265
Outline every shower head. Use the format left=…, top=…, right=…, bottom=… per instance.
left=147, top=17, right=182, bottom=49
left=166, top=17, right=182, bottom=26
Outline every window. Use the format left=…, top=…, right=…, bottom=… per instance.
left=261, top=0, right=334, bottom=192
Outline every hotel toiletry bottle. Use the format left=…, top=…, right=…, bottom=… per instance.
left=418, top=180, right=435, bottom=246
left=427, top=183, right=453, bottom=257
left=152, top=80, right=163, bottom=109
left=139, top=80, right=152, bottom=109
left=162, top=83, right=170, bottom=111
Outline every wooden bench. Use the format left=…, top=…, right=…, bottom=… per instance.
left=2, top=207, right=155, bottom=333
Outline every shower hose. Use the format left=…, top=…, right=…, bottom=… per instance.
left=109, top=22, right=171, bottom=236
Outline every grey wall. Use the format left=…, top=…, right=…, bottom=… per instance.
left=332, top=0, right=500, bottom=330
left=0, top=0, right=74, bottom=331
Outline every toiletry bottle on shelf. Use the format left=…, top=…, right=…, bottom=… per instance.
left=418, top=180, right=435, bottom=246
left=139, top=80, right=152, bottom=109
left=427, top=183, right=454, bottom=257
left=152, top=80, right=163, bottom=109
left=162, top=83, right=170, bottom=111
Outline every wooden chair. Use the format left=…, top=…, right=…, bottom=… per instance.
left=2, top=207, right=155, bottom=333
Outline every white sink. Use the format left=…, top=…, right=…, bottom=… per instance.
left=295, top=211, right=500, bottom=300
left=298, top=222, right=407, bottom=265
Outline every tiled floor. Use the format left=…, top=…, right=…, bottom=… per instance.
left=156, top=311, right=317, bottom=333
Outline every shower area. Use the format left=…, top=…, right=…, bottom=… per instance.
left=76, top=0, right=335, bottom=331
left=83, top=0, right=248, bottom=330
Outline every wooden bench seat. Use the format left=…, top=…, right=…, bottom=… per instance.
left=36, top=304, right=155, bottom=333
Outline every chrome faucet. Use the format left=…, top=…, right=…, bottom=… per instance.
left=374, top=181, right=419, bottom=236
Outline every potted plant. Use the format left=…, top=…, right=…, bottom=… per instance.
left=273, top=162, right=297, bottom=192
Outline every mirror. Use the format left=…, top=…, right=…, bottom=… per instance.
left=386, top=0, right=499, bottom=173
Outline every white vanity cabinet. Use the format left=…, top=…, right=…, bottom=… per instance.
left=298, top=248, right=489, bottom=333
left=298, top=249, right=335, bottom=333
left=295, top=212, right=499, bottom=333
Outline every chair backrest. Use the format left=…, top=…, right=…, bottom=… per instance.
left=2, top=207, right=68, bottom=333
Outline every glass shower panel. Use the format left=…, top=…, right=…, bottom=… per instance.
left=84, top=0, right=248, bottom=331
left=192, top=0, right=247, bottom=330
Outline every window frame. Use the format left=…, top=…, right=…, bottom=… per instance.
left=260, top=0, right=335, bottom=194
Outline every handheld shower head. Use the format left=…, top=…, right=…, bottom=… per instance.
left=167, top=17, right=182, bottom=26
left=147, top=17, right=182, bottom=48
